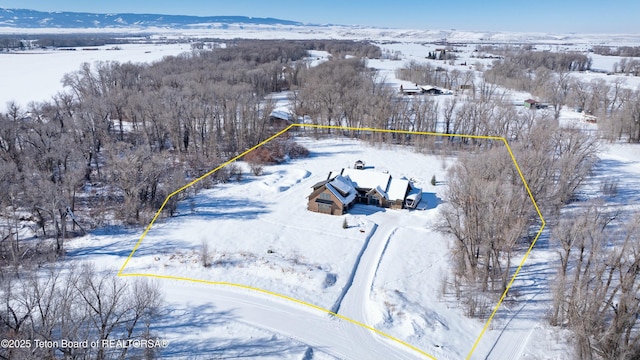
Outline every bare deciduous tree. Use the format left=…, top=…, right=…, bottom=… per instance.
left=550, top=204, right=640, bottom=360
left=0, top=263, right=164, bottom=360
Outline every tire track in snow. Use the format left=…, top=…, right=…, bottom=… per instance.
left=336, top=225, right=397, bottom=325
left=330, top=223, right=379, bottom=314
left=484, top=285, right=544, bottom=360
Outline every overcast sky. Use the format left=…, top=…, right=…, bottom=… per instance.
left=0, top=0, right=637, bottom=33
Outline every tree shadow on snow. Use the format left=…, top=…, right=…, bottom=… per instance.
left=65, top=238, right=192, bottom=259
left=588, top=158, right=640, bottom=205
left=64, top=225, right=165, bottom=259
left=305, top=148, right=361, bottom=160
left=174, top=198, right=270, bottom=221
left=154, top=303, right=308, bottom=358
left=153, top=303, right=236, bottom=334
left=162, top=336, right=307, bottom=359
left=65, top=242, right=137, bottom=259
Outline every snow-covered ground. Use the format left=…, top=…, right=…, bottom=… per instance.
left=0, top=43, right=191, bottom=107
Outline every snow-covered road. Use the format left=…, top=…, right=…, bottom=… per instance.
left=162, top=280, right=424, bottom=359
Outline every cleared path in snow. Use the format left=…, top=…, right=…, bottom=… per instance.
left=481, top=244, right=554, bottom=359
left=484, top=301, right=541, bottom=360
left=334, top=216, right=397, bottom=328
left=163, top=281, right=423, bottom=359
left=329, top=223, right=379, bottom=314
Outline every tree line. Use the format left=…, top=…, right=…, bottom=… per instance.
left=0, top=263, right=163, bottom=360
left=592, top=45, right=640, bottom=57
left=484, top=50, right=640, bottom=142
left=292, top=57, right=391, bottom=137
left=0, top=34, right=141, bottom=50
left=611, top=57, right=640, bottom=76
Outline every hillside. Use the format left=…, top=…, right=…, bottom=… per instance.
left=0, top=8, right=302, bottom=29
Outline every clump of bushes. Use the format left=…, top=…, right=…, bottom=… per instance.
left=244, top=138, right=309, bottom=165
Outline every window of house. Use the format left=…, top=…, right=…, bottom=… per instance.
left=319, top=192, right=331, bottom=201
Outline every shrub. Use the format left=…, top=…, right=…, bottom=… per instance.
left=244, top=146, right=279, bottom=164
left=243, top=139, right=310, bottom=165
left=250, top=162, right=264, bottom=176
left=217, top=167, right=230, bottom=183
left=287, top=141, right=310, bottom=159
left=201, top=239, right=211, bottom=268
left=228, top=163, right=243, bottom=181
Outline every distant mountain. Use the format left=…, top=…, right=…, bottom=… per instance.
left=0, top=8, right=303, bottom=29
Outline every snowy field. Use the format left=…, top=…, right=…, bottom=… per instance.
left=3, top=27, right=640, bottom=110
left=0, top=43, right=191, bottom=107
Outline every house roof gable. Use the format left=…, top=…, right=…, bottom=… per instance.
left=330, top=175, right=355, bottom=196
left=366, top=185, right=388, bottom=200
left=341, top=168, right=391, bottom=192
left=387, top=178, right=410, bottom=201
left=311, top=178, right=330, bottom=190
left=326, top=182, right=356, bottom=206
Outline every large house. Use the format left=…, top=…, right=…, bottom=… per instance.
left=307, top=167, right=422, bottom=215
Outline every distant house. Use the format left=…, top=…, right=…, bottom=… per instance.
left=268, top=109, right=295, bottom=129
left=400, top=84, right=425, bottom=96
left=400, top=84, right=447, bottom=96
left=421, top=86, right=444, bottom=95
left=354, top=160, right=365, bottom=169
left=524, top=99, right=540, bottom=109
left=307, top=167, right=422, bottom=215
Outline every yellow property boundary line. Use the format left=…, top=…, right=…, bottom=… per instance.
left=117, top=124, right=546, bottom=360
